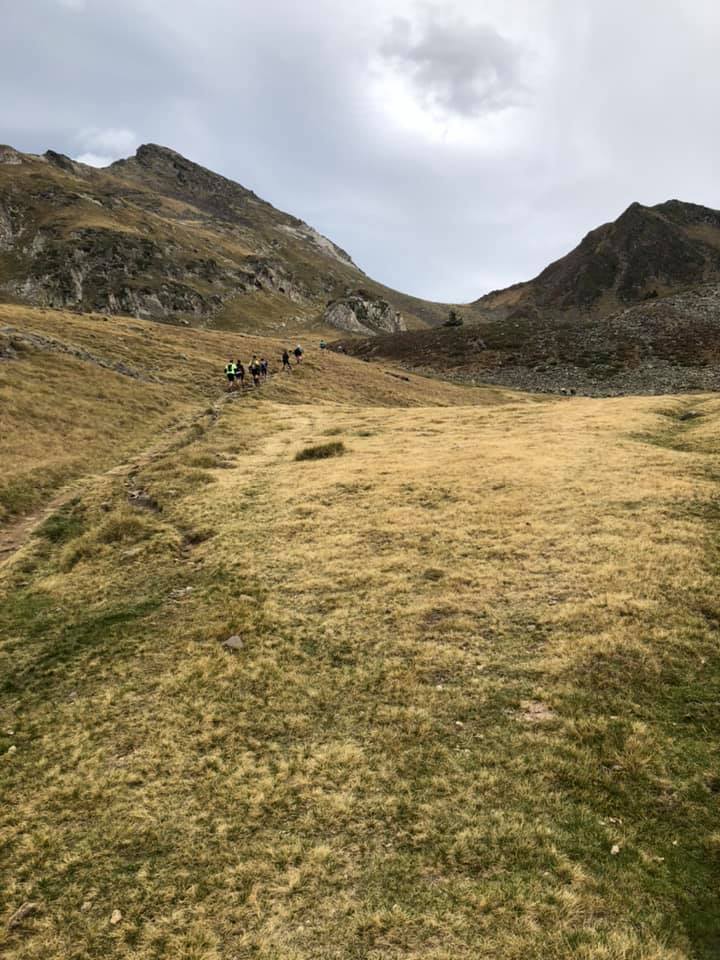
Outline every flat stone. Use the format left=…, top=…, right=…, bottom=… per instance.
left=8, top=902, right=40, bottom=929
left=169, top=587, right=194, bottom=600
left=223, top=635, right=244, bottom=651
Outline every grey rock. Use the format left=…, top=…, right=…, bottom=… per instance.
left=223, top=635, right=244, bottom=651
left=169, top=587, right=194, bottom=600
left=127, top=490, right=160, bottom=512
left=323, top=291, right=406, bottom=336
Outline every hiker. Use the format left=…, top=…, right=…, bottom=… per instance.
left=225, top=360, right=236, bottom=389
left=282, top=349, right=292, bottom=372
left=260, top=357, right=268, bottom=380
left=250, top=356, right=261, bottom=386
left=293, top=344, right=303, bottom=364
left=319, top=339, right=327, bottom=350
left=236, top=360, right=245, bottom=388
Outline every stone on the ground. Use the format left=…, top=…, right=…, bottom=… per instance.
left=519, top=700, right=556, bottom=723
left=169, top=587, right=194, bottom=600
left=8, top=902, right=40, bottom=929
left=223, top=635, right=244, bottom=651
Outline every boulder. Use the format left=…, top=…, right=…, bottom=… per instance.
left=323, top=291, right=406, bottom=336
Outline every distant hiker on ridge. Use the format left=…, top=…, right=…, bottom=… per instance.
left=225, top=360, right=236, bottom=390
left=235, top=360, right=245, bottom=388
left=282, top=348, right=292, bottom=372
left=294, top=344, right=303, bottom=364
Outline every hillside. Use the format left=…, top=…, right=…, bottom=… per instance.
left=0, top=144, right=451, bottom=334
left=2, top=305, right=720, bottom=957
left=0, top=303, right=500, bottom=531
left=333, top=282, right=720, bottom=395
left=478, top=200, right=720, bottom=318
left=337, top=200, right=720, bottom=395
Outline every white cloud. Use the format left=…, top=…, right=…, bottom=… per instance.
left=74, top=152, right=113, bottom=167
left=76, top=126, right=139, bottom=157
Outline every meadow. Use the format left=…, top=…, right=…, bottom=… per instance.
left=1, top=308, right=719, bottom=958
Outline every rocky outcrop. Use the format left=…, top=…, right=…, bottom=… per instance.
left=323, top=291, right=406, bottom=335
left=0, top=194, right=24, bottom=251
left=44, top=150, right=84, bottom=176
left=3, top=221, right=314, bottom=320
left=0, top=146, right=23, bottom=166
left=278, top=222, right=356, bottom=267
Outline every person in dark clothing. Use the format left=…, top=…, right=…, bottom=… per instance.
left=282, top=349, right=292, bottom=372
left=235, top=361, right=245, bottom=388
left=260, top=357, right=268, bottom=380
left=249, top=356, right=261, bottom=386
left=293, top=344, right=303, bottom=364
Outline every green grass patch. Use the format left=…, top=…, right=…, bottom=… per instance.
left=35, top=498, right=87, bottom=544
left=295, top=440, right=346, bottom=462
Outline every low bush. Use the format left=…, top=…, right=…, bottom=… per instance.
left=295, top=441, right=346, bottom=462
left=96, top=509, right=154, bottom=545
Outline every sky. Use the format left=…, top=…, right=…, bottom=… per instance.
left=3, top=0, right=720, bottom=302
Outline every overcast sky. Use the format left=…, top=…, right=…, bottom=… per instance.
left=3, top=0, right=720, bottom=301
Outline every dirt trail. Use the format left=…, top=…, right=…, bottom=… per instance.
left=0, top=372, right=286, bottom=569
left=0, top=452, right=164, bottom=569
left=0, top=390, right=239, bottom=569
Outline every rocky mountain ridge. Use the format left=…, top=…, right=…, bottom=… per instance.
left=477, top=199, right=720, bottom=319
left=333, top=198, right=720, bottom=395
left=0, top=143, right=449, bottom=333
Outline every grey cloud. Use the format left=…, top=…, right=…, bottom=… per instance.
left=380, top=11, right=524, bottom=118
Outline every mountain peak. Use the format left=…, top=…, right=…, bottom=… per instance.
left=108, top=142, right=265, bottom=218
left=478, top=197, right=720, bottom=314
left=136, top=142, right=183, bottom=158
left=133, top=143, right=188, bottom=167
left=111, top=142, right=201, bottom=176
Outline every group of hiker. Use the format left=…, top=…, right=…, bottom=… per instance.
left=224, top=345, right=304, bottom=390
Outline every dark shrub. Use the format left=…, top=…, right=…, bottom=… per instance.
left=295, top=441, right=346, bottom=462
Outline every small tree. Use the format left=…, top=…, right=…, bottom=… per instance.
left=444, top=309, right=463, bottom=327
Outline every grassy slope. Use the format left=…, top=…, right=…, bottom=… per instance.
left=1, top=310, right=720, bottom=958
left=1, top=304, right=490, bottom=525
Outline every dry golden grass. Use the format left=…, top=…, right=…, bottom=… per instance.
left=1, top=305, right=501, bottom=526
left=1, top=309, right=719, bottom=958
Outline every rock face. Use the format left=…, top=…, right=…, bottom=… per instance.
left=0, top=145, right=23, bottom=166
left=323, top=291, right=407, bottom=335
